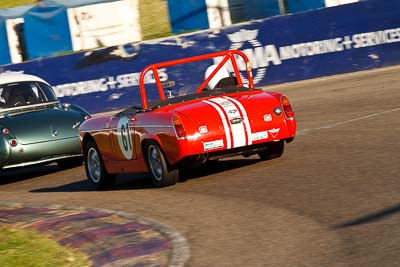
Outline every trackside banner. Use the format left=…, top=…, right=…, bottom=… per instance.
left=1, top=0, right=400, bottom=113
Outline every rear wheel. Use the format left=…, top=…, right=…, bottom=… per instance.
left=258, top=140, right=285, bottom=161
left=84, top=140, right=116, bottom=190
left=145, top=141, right=178, bottom=187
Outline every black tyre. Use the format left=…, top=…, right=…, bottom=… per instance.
left=258, top=140, right=285, bottom=161
left=57, top=157, right=83, bottom=169
left=84, top=140, right=116, bottom=190
left=145, top=141, right=179, bottom=187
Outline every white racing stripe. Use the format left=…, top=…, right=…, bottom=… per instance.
left=204, top=97, right=252, bottom=149
left=208, top=97, right=246, bottom=148
left=223, top=96, right=253, bottom=145
left=202, top=100, right=232, bottom=149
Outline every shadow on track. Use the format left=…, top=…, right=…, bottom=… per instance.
left=180, top=158, right=260, bottom=181
left=30, top=158, right=261, bottom=192
left=0, top=165, right=64, bottom=185
left=334, top=203, right=400, bottom=228
left=31, top=173, right=153, bottom=193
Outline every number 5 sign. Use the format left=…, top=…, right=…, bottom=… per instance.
left=117, top=117, right=133, bottom=159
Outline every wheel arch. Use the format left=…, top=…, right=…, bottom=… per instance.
left=141, top=137, right=160, bottom=157
left=141, top=137, right=175, bottom=169
left=81, top=133, right=95, bottom=160
left=141, top=138, right=179, bottom=187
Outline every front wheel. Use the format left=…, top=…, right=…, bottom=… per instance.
left=145, top=141, right=178, bottom=187
left=84, top=140, right=116, bottom=190
left=258, top=140, right=285, bottom=161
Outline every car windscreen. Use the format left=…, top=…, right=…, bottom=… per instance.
left=0, top=81, right=57, bottom=109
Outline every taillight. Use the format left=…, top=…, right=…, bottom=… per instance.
left=9, top=139, right=18, bottom=147
left=281, top=96, right=295, bottom=119
left=172, top=115, right=186, bottom=138
left=2, top=128, right=9, bottom=135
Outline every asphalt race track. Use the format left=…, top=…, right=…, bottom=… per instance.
left=1, top=65, right=399, bottom=266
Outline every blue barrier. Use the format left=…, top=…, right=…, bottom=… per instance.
left=24, top=4, right=72, bottom=59
left=0, top=5, right=32, bottom=65
left=2, top=0, right=400, bottom=114
left=285, top=0, right=325, bottom=13
left=167, top=0, right=283, bottom=33
left=0, top=17, right=10, bottom=65
left=167, top=0, right=209, bottom=33
left=23, top=0, right=140, bottom=60
left=243, top=0, right=281, bottom=20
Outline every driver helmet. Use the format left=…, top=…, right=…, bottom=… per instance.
left=204, top=64, right=230, bottom=89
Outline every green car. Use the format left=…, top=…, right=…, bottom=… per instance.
left=0, top=72, right=90, bottom=170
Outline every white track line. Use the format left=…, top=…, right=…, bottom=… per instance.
left=298, top=107, right=400, bottom=135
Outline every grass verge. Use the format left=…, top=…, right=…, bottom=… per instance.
left=0, top=226, right=90, bottom=267
left=0, top=0, right=35, bottom=8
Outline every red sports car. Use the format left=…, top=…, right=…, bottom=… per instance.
left=78, top=50, right=296, bottom=189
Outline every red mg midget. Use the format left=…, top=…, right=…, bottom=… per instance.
left=78, top=50, right=296, bottom=189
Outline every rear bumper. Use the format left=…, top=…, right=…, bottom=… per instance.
left=177, top=138, right=292, bottom=168
left=200, top=139, right=291, bottom=160
left=2, top=137, right=82, bottom=169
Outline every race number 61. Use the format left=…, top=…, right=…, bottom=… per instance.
left=117, top=117, right=133, bottom=159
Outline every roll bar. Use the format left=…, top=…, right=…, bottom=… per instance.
left=138, top=50, right=254, bottom=110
